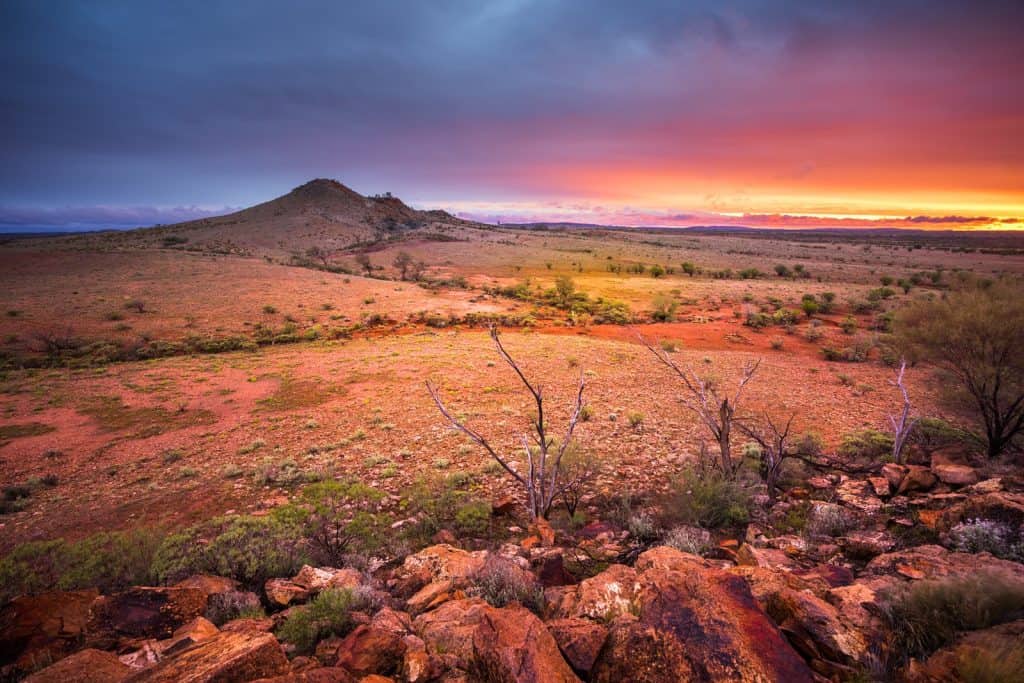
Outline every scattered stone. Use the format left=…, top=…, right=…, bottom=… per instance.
left=868, top=476, right=891, bottom=497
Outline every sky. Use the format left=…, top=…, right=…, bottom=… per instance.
left=1, top=1, right=1022, bottom=232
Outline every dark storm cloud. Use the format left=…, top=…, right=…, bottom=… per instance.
left=0, top=1, right=1021, bottom=228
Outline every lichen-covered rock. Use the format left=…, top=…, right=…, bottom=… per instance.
left=863, top=544, right=1024, bottom=582
left=548, top=564, right=639, bottom=621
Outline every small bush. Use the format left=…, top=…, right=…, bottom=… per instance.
left=956, top=641, right=1024, bottom=683
left=770, top=338, right=784, bottom=350
left=661, top=525, right=711, bottom=555
left=838, top=428, right=894, bottom=461
left=660, top=467, right=751, bottom=530
left=467, top=555, right=544, bottom=613
left=454, top=500, right=492, bottom=536
left=840, top=316, right=857, bottom=334
left=627, top=510, right=660, bottom=543
left=806, top=503, right=857, bottom=537
left=276, top=587, right=375, bottom=653
left=948, top=519, right=1024, bottom=562
left=627, top=411, right=644, bottom=429
left=880, top=572, right=1024, bottom=661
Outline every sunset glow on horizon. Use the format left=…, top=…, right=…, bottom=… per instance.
left=2, top=1, right=1022, bottom=232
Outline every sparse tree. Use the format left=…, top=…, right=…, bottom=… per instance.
left=681, top=261, right=697, bottom=277
left=888, top=360, right=919, bottom=464
left=738, top=412, right=796, bottom=501
left=427, top=327, right=587, bottom=520
left=896, top=281, right=1024, bottom=458
left=640, top=334, right=760, bottom=475
left=306, top=246, right=329, bottom=268
left=554, top=276, right=576, bottom=309
left=393, top=251, right=413, bottom=280
left=408, top=259, right=427, bottom=281
left=355, top=253, right=373, bottom=276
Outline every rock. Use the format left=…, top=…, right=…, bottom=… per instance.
left=292, top=566, right=363, bottom=593
left=863, top=544, right=1024, bottom=582
left=334, top=625, right=405, bottom=677
left=868, top=476, right=891, bottom=497
left=839, top=530, right=896, bottom=559
left=807, top=476, right=833, bottom=490
left=369, top=608, right=414, bottom=636
left=174, top=575, right=239, bottom=597
left=546, top=618, right=608, bottom=677
left=938, top=491, right=1024, bottom=532
left=472, top=604, right=580, bottom=682
left=125, top=631, right=289, bottom=682
left=249, top=669, right=356, bottom=683
left=910, top=619, right=1024, bottom=682
left=969, top=478, right=1004, bottom=495
left=881, top=463, right=908, bottom=490
left=930, top=461, right=979, bottom=487
left=23, top=648, right=130, bottom=683
left=264, top=579, right=311, bottom=608
left=835, top=479, right=884, bottom=514
left=736, top=543, right=799, bottom=569
left=898, top=465, right=938, bottom=494
left=548, top=564, right=639, bottom=621
left=588, top=547, right=814, bottom=682
left=87, top=587, right=208, bottom=646
left=535, top=553, right=575, bottom=588
left=491, top=496, right=517, bottom=516
left=414, top=598, right=490, bottom=671
left=221, top=617, right=274, bottom=634
left=393, top=545, right=487, bottom=598
left=0, top=589, right=98, bottom=674
left=769, top=588, right=871, bottom=678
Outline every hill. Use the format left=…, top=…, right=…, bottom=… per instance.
left=39, top=178, right=475, bottom=260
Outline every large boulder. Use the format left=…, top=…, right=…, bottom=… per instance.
left=0, top=589, right=98, bottom=674
left=938, top=492, right=1024, bottom=532
left=87, top=587, right=208, bottom=647
left=125, top=630, right=289, bottom=682
left=930, top=461, right=979, bottom=487
left=897, top=466, right=938, bottom=494
left=472, top=604, right=580, bottom=682
left=23, top=648, right=130, bottom=683
left=588, top=547, right=814, bottom=682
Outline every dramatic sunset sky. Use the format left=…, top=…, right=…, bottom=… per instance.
left=2, top=1, right=1022, bottom=231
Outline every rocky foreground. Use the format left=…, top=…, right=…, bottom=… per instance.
left=2, top=462, right=1023, bottom=682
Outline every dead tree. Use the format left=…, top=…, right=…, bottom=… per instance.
left=427, top=327, right=586, bottom=520
left=640, top=334, right=760, bottom=475
left=889, top=360, right=919, bottom=464
left=738, top=413, right=796, bottom=501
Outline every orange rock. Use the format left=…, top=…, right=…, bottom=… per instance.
left=24, top=648, right=130, bottom=683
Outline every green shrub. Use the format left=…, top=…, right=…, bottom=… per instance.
left=838, top=428, right=894, bottom=461
left=153, top=509, right=309, bottom=588
left=454, top=500, right=492, bottom=536
left=276, top=588, right=375, bottom=653
left=0, top=530, right=164, bottom=603
left=840, top=316, right=857, bottom=334
left=301, top=480, right=386, bottom=565
left=627, top=411, right=644, bottom=429
left=660, top=467, right=751, bottom=530
left=880, top=572, right=1024, bottom=661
